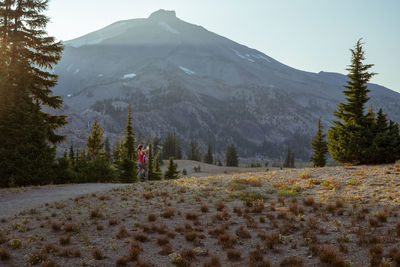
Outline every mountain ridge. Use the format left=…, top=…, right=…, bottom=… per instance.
left=53, top=9, right=400, bottom=160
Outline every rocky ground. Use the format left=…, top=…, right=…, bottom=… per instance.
left=0, top=162, right=399, bottom=266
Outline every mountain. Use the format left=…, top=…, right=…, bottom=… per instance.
left=53, top=9, right=400, bottom=160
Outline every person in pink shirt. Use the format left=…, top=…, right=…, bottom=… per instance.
left=137, top=144, right=149, bottom=182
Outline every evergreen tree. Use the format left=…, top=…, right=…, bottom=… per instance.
left=164, top=157, right=179, bottom=180
left=162, top=133, right=181, bottom=160
left=310, top=119, right=329, bottom=167
left=119, top=106, right=137, bottom=183
left=283, top=148, right=292, bottom=168
left=327, top=39, right=376, bottom=164
left=367, top=109, right=400, bottom=163
left=147, top=143, right=155, bottom=180
left=148, top=144, right=162, bottom=181
left=188, top=139, right=201, bottom=161
left=204, top=143, right=214, bottom=164
left=74, top=149, right=88, bottom=183
left=225, top=144, right=239, bottom=167
left=175, top=139, right=182, bottom=160
left=104, top=137, right=111, bottom=160
left=87, top=120, right=104, bottom=160
left=290, top=151, right=295, bottom=168
left=0, top=0, right=66, bottom=187
left=153, top=153, right=162, bottom=180
left=69, top=144, right=75, bottom=167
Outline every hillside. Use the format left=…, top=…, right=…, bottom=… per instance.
left=0, top=163, right=399, bottom=266
left=53, top=9, right=400, bottom=160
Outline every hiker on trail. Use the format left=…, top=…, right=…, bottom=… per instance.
left=137, top=144, right=149, bottom=182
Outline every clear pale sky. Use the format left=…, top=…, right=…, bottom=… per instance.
left=45, top=0, right=400, bottom=92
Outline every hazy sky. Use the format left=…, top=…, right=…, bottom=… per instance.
left=45, top=0, right=400, bottom=92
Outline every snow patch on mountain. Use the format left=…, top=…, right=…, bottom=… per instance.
left=74, top=69, right=80, bottom=74
left=231, top=49, right=255, bottom=62
left=179, top=66, right=195, bottom=75
left=122, top=73, right=136, bottom=79
left=252, top=54, right=271, bottom=62
left=159, top=21, right=180, bottom=34
left=98, top=74, right=103, bottom=77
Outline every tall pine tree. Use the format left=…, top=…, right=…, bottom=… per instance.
left=204, top=143, right=214, bottom=164
left=310, top=119, right=328, bottom=167
left=164, top=157, right=179, bottom=180
left=87, top=120, right=104, bottom=160
left=0, top=0, right=66, bottom=187
left=225, top=144, right=239, bottom=167
left=119, top=105, right=138, bottom=183
left=327, top=39, right=376, bottom=164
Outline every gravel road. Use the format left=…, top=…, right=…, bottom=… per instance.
left=0, top=183, right=128, bottom=218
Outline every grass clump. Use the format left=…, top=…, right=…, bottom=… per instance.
left=226, top=249, right=241, bottom=261
left=92, top=247, right=104, bottom=260
left=161, top=208, right=175, bottom=218
left=148, top=214, right=157, bottom=222
left=204, top=254, right=222, bottom=267
left=0, top=247, right=11, bottom=261
left=59, top=235, right=71, bottom=246
left=116, top=225, right=129, bottom=239
left=8, top=239, right=22, bottom=249
left=133, top=232, right=149, bottom=242
left=277, top=185, right=301, bottom=197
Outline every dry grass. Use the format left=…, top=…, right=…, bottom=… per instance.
left=2, top=164, right=400, bottom=266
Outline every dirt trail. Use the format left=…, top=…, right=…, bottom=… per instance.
left=0, top=183, right=127, bottom=218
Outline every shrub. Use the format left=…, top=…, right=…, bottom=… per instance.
left=128, top=241, right=141, bottom=261
left=160, top=208, right=174, bottom=219
left=252, top=199, right=264, bottom=213
left=218, top=233, right=237, bottom=248
left=89, top=208, right=103, bottom=219
left=8, top=239, right=22, bottom=249
left=277, top=186, right=300, bottom=197
left=185, top=231, right=198, bottom=242
left=41, top=259, right=59, bottom=267
left=63, top=223, right=80, bottom=233
left=303, top=196, right=314, bottom=206
left=59, top=235, right=71, bottom=246
left=143, top=191, right=154, bottom=200
left=298, top=172, right=311, bottom=179
left=156, top=235, right=169, bottom=246
left=279, top=256, right=304, bottom=266
left=216, top=201, right=225, bottom=211
left=116, top=256, right=130, bottom=266
left=375, top=211, right=388, bottom=223
left=235, top=226, right=251, bottom=239
left=92, top=247, right=104, bottom=260
left=133, top=232, right=148, bottom=242
left=159, top=243, right=172, bottom=255
left=397, top=222, right=400, bottom=236
left=109, top=218, right=118, bottom=226
left=209, top=224, right=227, bottom=237
left=262, top=232, right=280, bottom=249
left=28, top=250, right=47, bottom=265
left=185, top=212, right=199, bottom=221
left=200, top=203, right=209, bottom=213
left=369, top=244, right=383, bottom=266
left=204, top=254, right=222, bottom=267
left=181, top=247, right=197, bottom=262
left=226, top=249, right=241, bottom=261
left=0, top=247, right=11, bottom=261
left=148, top=214, right=157, bottom=222
left=116, top=226, right=129, bottom=239
left=319, top=246, right=346, bottom=266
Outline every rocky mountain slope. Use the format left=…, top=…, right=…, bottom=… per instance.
left=53, top=9, right=400, bottom=160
